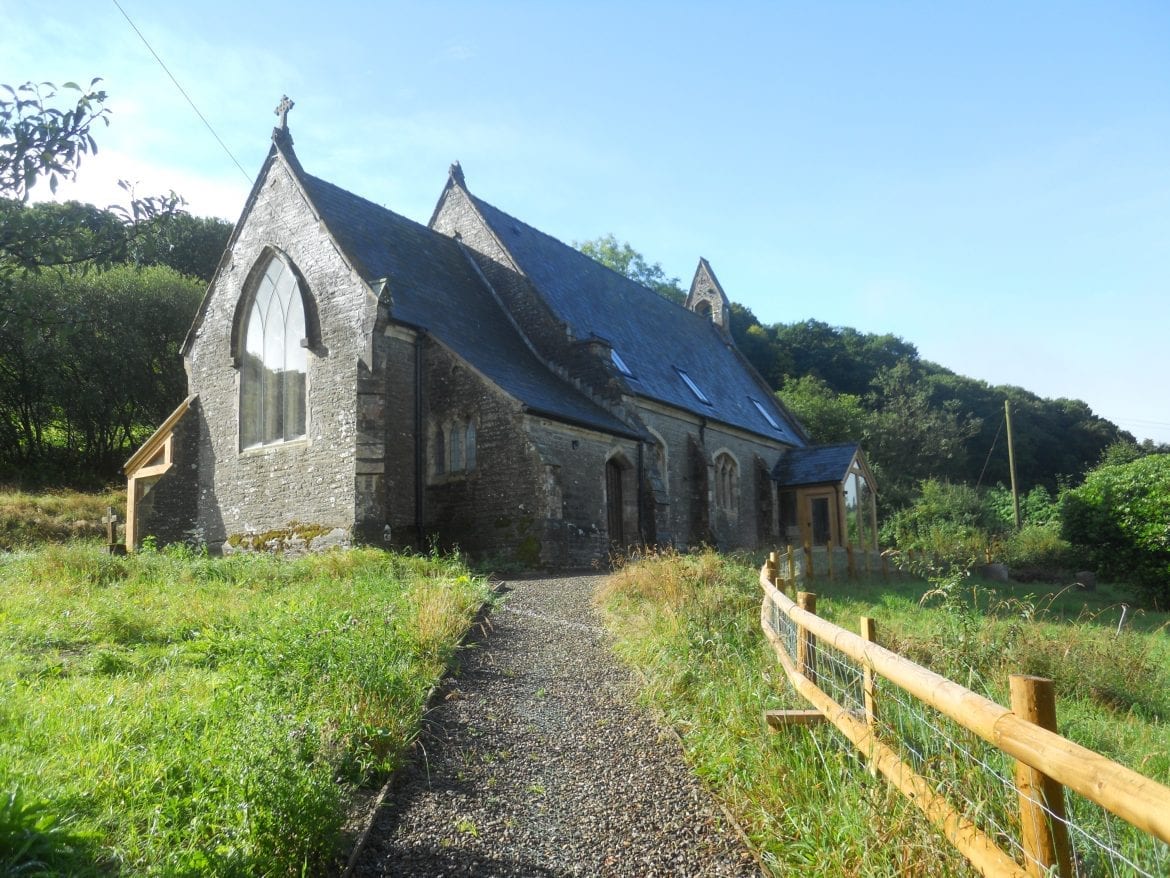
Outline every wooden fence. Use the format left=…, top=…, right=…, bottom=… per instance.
left=772, top=542, right=923, bottom=583
left=758, top=557, right=1170, bottom=877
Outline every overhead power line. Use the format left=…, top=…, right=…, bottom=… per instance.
left=111, top=0, right=252, bottom=183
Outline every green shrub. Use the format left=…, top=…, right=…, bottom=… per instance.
left=985, top=484, right=1061, bottom=530
left=1062, top=454, right=1170, bottom=605
left=997, top=522, right=1077, bottom=571
left=880, top=479, right=997, bottom=565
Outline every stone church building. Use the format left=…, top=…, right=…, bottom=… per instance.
left=125, top=108, right=876, bottom=565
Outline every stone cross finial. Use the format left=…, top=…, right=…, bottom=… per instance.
left=275, top=95, right=294, bottom=131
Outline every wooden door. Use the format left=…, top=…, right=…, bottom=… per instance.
left=606, top=458, right=624, bottom=546
left=802, top=489, right=840, bottom=547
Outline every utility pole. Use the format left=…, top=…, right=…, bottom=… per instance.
left=1005, top=400, right=1022, bottom=530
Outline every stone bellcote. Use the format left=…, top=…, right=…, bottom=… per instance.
left=685, top=257, right=732, bottom=339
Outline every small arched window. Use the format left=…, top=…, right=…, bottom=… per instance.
left=240, top=257, right=307, bottom=448
left=450, top=423, right=464, bottom=472
left=433, top=427, right=446, bottom=477
left=714, top=452, right=738, bottom=516
left=465, top=420, right=477, bottom=470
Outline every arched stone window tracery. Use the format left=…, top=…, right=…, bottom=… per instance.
left=714, top=452, right=739, bottom=516
left=239, top=256, right=308, bottom=448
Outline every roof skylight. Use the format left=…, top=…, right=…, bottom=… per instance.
left=676, top=368, right=711, bottom=405
left=610, top=348, right=634, bottom=377
left=751, top=398, right=780, bottom=430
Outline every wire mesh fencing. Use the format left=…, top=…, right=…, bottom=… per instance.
left=761, top=564, right=1170, bottom=878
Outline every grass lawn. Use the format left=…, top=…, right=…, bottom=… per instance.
left=597, top=550, right=1170, bottom=877
left=0, top=543, right=492, bottom=876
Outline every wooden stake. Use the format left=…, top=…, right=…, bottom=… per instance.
left=765, top=551, right=778, bottom=586
left=846, top=543, right=856, bottom=579
left=786, top=545, right=796, bottom=590
left=860, top=616, right=879, bottom=777
left=803, top=542, right=814, bottom=582
left=1010, top=675, right=1072, bottom=878
left=796, top=591, right=818, bottom=685
left=1006, top=400, right=1022, bottom=531
left=826, top=540, right=835, bottom=580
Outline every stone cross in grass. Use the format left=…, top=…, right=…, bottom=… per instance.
left=102, top=507, right=120, bottom=554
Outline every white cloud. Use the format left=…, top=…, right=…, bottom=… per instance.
left=30, top=149, right=249, bottom=221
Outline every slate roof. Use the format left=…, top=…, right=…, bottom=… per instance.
left=772, top=443, right=861, bottom=487
left=298, top=172, right=638, bottom=438
left=467, top=194, right=805, bottom=446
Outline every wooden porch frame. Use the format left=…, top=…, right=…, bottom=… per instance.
left=124, top=395, right=196, bottom=551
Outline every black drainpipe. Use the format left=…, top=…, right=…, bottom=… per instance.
left=414, top=335, right=425, bottom=547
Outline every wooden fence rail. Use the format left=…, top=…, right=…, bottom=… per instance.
left=758, top=559, right=1170, bottom=877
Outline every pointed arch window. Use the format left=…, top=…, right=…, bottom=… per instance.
left=240, top=257, right=308, bottom=448
left=433, top=427, right=446, bottom=477
left=714, top=452, right=739, bottom=516
left=465, top=420, right=477, bottom=470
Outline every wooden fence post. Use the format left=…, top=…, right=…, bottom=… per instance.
left=846, top=543, right=856, bottom=579
left=826, top=540, right=835, bottom=581
left=796, top=591, right=818, bottom=685
left=803, top=542, right=814, bottom=583
left=765, top=551, right=778, bottom=586
left=786, top=545, right=796, bottom=591
left=1010, top=675, right=1073, bottom=878
left=860, top=616, right=878, bottom=777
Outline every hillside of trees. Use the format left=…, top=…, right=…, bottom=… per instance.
left=579, top=235, right=1164, bottom=509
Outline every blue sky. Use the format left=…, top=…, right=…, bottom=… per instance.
left=4, top=1, right=1169, bottom=443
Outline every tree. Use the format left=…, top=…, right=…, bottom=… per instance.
left=0, top=79, right=108, bottom=201
left=865, top=361, right=982, bottom=508
left=1062, top=454, right=1170, bottom=605
left=0, top=79, right=197, bottom=485
left=576, top=234, right=685, bottom=303
left=1, top=80, right=182, bottom=286
left=0, top=264, right=203, bottom=481
left=136, top=212, right=233, bottom=282
left=776, top=375, right=870, bottom=446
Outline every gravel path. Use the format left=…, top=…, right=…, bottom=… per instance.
left=351, top=574, right=760, bottom=877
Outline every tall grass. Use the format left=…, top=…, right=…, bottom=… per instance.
left=0, top=544, right=492, bottom=876
left=596, top=550, right=1170, bottom=876
left=0, top=487, right=125, bottom=549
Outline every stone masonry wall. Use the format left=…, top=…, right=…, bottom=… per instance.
left=419, top=339, right=548, bottom=563
left=524, top=419, right=642, bottom=566
left=379, top=327, right=421, bottom=548
left=420, top=337, right=641, bottom=567
left=636, top=404, right=790, bottom=551
left=184, top=157, right=371, bottom=549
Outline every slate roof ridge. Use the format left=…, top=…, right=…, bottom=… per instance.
left=467, top=192, right=716, bottom=331
left=464, top=192, right=807, bottom=446
left=293, top=168, right=639, bottom=440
